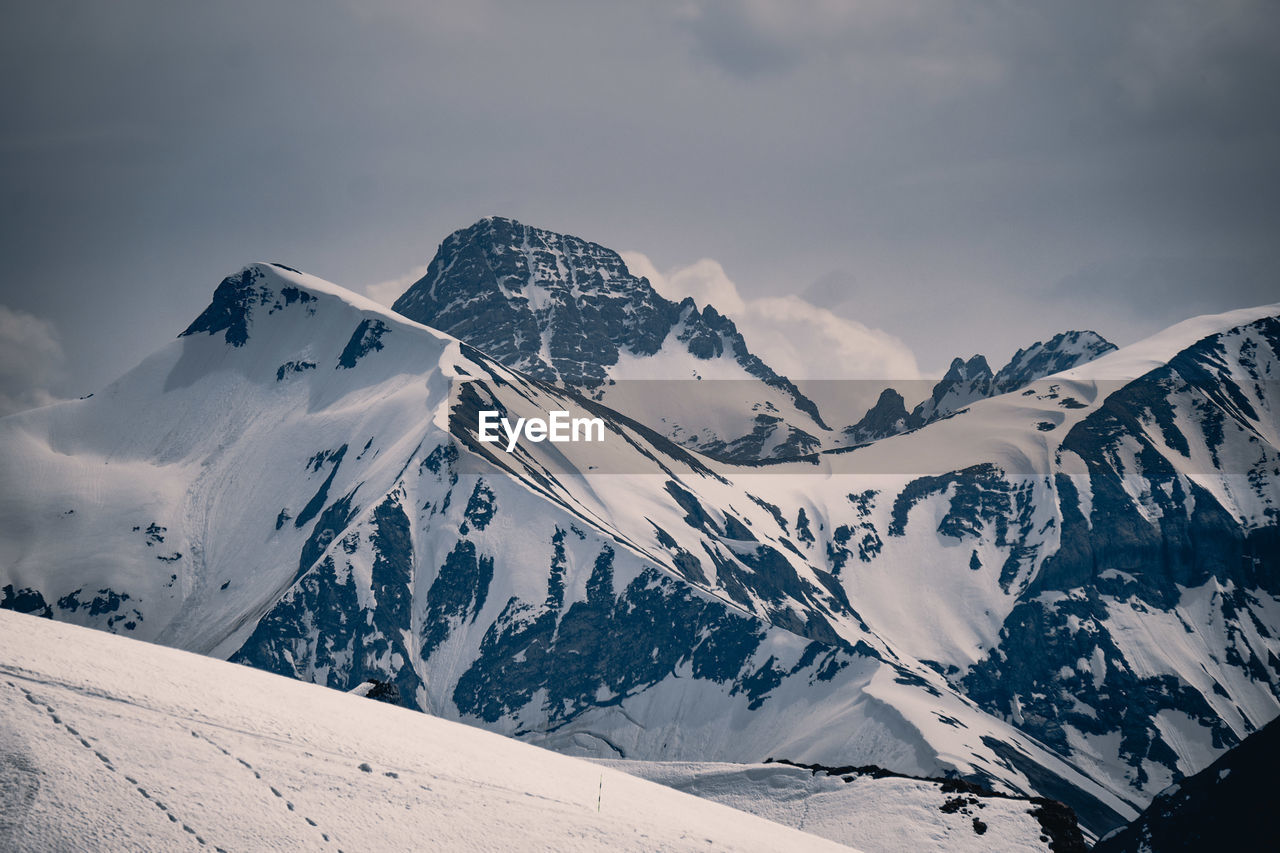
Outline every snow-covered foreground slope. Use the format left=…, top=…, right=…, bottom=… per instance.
left=597, top=759, right=1084, bottom=853
left=0, top=610, right=856, bottom=852
left=3, top=260, right=1278, bottom=838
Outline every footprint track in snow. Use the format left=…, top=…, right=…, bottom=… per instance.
left=188, top=727, right=340, bottom=849
left=8, top=681, right=223, bottom=851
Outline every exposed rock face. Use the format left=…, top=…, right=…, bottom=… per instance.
left=392, top=217, right=828, bottom=460
left=842, top=388, right=910, bottom=445
left=1093, top=715, right=1280, bottom=853
left=993, top=331, right=1116, bottom=395
left=393, top=217, right=672, bottom=387
left=349, top=678, right=402, bottom=705
left=910, top=354, right=995, bottom=425
left=842, top=331, right=1117, bottom=444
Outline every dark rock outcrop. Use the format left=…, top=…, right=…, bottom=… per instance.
left=1093, top=714, right=1280, bottom=853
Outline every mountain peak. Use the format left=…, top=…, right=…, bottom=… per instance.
left=391, top=218, right=666, bottom=385
left=180, top=262, right=420, bottom=349
left=843, top=387, right=910, bottom=445
left=909, top=354, right=993, bottom=424
left=943, top=354, right=992, bottom=382
left=992, top=330, right=1117, bottom=394
left=390, top=218, right=829, bottom=459
left=180, top=263, right=334, bottom=348
left=452, top=216, right=607, bottom=257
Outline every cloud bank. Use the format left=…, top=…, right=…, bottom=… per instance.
left=622, top=251, right=920, bottom=381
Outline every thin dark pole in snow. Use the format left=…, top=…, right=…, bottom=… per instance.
left=597, top=774, right=602, bottom=812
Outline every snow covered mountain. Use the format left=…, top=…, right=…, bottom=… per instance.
left=814, top=307, right=1280, bottom=816
left=0, top=609, right=856, bottom=852
left=0, top=262, right=1130, bottom=835
left=910, top=354, right=997, bottom=427
left=991, top=331, right=1116, bottom=395
left=843, top=331, right=1117, bottom=445
left=391, top=217, right=830, bottom=460
left=2, top=260, right=1277, bottom=841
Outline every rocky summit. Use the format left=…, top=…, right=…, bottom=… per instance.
left=392, top=217, right=829, bottom=461
left=393, top=217, right=671, bottom=387
left=843, top=330, right=1118, bottom=445
left=992, top=330, right=1116, bottom=396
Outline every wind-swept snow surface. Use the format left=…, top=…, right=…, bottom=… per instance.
left=0, top=610, right=856, bottom=852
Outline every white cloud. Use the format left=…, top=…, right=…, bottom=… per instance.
left=622, top=251, right=920, bottom=381
left=624, top=253, right=745, bottom=314
left=363, top=264, right=431, bottom=308
left=0, top=304, right=68, bottom=417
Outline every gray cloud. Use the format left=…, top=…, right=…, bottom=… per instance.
left=676, top=0, right=819, bottom=76
left=1, top=0, right=1276, bottom=388
left=0, top=304, right=67, bottom=416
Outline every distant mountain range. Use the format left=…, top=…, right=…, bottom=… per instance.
left=392, top=217, right=1117, bottom=461
left=1, top=219, right=1277, bottom=843
left=845, top=331, right=1118, bottom=445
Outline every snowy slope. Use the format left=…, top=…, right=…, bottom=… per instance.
left=597, top=759, right=1085, bottom=853
left=0, top=609, right=856, bottom=852
left=2, top=261, right=1277, bottom=838
left=753, top=302, right=1280, bottom=812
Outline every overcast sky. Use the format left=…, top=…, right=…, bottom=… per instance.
left=2, top=0, right=1278, bottom=413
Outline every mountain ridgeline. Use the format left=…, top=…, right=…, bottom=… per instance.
left=1, top=221, right=1278, bottom=843
left=844, top=331, right=1118, bottom=445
